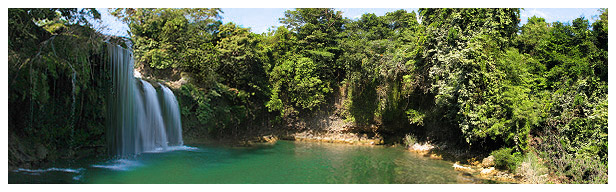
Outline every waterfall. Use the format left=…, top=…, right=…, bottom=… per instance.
left=106, top=44, right=184, bottom=158
left=160, top=83, right=183, bottom=146
left=139, top=80, right=168, bottom=152
left=106, top=43, right=138, bottom=157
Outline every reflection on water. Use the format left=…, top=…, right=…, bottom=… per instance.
left=9, top=141, right=488, bottom=184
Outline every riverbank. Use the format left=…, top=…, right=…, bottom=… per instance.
left=405, top=141, right=525, bottom=183
left=193, top=131, right=384, bottom=147
left=288, top=131, right=383, bottom=145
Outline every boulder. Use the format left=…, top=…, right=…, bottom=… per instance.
left=429, top=153, right=443, bottom=160
left=453, top=162, right=474, bottom=172
left=408, top=143, right=435, bottom=154
left=262, top=135, right=278, bottom=143
left=480, top=167, right=496, bottom=176
left=482, top=155, right=495, bottom=167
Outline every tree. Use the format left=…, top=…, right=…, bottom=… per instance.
left=264, top=8, right=345, bottom=116
left=337, top=10, right=425, bottom=127
left=517, top=16, right=550, bottom=57
left=9, top=8, right=100, bottom=53
left=419, top=8, right=523, bottom=147
left=592, top=8, right=608, bottom=81
left=111, top=8, right=222, bottom=70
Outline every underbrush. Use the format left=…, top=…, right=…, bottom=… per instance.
left=515, top=152, right=549, bottom=184
left=403, top=134, right=418, bottom=148
left=490, top=147, right=524, bottom=172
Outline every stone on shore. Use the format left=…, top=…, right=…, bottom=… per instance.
left=408, top=143, right=435, bottom=154
left=481, top=155, right=495, bottom=167
left=480, top=167, right=496, bottom=176
left=262, top=135, right=278, bottom=143
left=453, top=162, right=475, bottom=173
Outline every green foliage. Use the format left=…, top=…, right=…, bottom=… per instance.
left=419, top=8, right=532, bottom=148
left=403, top=134, right=418, bottom=148
left=179, top=82, right=254, bottom=136
left=280, top=8, right=344, bottom=51
left=537, top=132, right=608, bottom=183
left=180, top=83, right=214, bottom=126
left=8, top=8, right=107, bottom=159
left=262, top=8, right=346, bottom=117
left=592, top=9, right=608, bottom=53
left=517, top=16, right=550, bottom=56
left=522, top=12, right=608, bottom=183
left=389, top=9, right=606, bottom=183
left=343, top=81, right=378, bottom=125
left=9, top=8, right=100, bottom=54
left=490, top=147, right=523, bottom=172
left=337, top=10, right=424, bottom=129
left=216, top=23, right=269, bottom=96
left=405, top=109, right=425, bottom=126
left=459, top=48, right=544, bottom=150
left=515, top=152, right=549, bottom=183
left=111, top=8, right=222, bottom=70
left=267, top=56, right=332, bottom=114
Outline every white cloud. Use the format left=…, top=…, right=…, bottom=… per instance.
left=522, top=8, right=549, bottom=19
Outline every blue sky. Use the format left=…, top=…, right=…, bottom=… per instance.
left=97, top=8, right=603, bottom=37
left=519, top=8, right=601, bottom=25
left=219, top=8, right=420, bottom=34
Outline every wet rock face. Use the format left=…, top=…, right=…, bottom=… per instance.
left=8, top=132, right=50, bottom=170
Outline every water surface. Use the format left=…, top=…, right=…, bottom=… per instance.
left=9, top=141, right=483, bottom=184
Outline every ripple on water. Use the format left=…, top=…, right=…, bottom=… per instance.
left=142, top=145, right=199, bottom=153
left=91, top=159, right=142, bottom=171
left=13, top=167, right=85, bottom=175
left=12, top=167, right=86, bottom=182
left=91, top=146, right=198, bottom=171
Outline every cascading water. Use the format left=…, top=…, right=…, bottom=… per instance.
left=106, top=44, right=184, bottom=157
left=107, top=43, right=138, bottom=157
left=160, top=83, right=183, bottom=146
left=139, top=80, right=168, bottom=152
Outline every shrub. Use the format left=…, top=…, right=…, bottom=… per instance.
left=516, top=152, right=548, bottom=183
left=403, top=134, right=418, bottom=148
left=490, top=147, right=523, bottom=172
left=539, top=145, right=608, bottom=184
